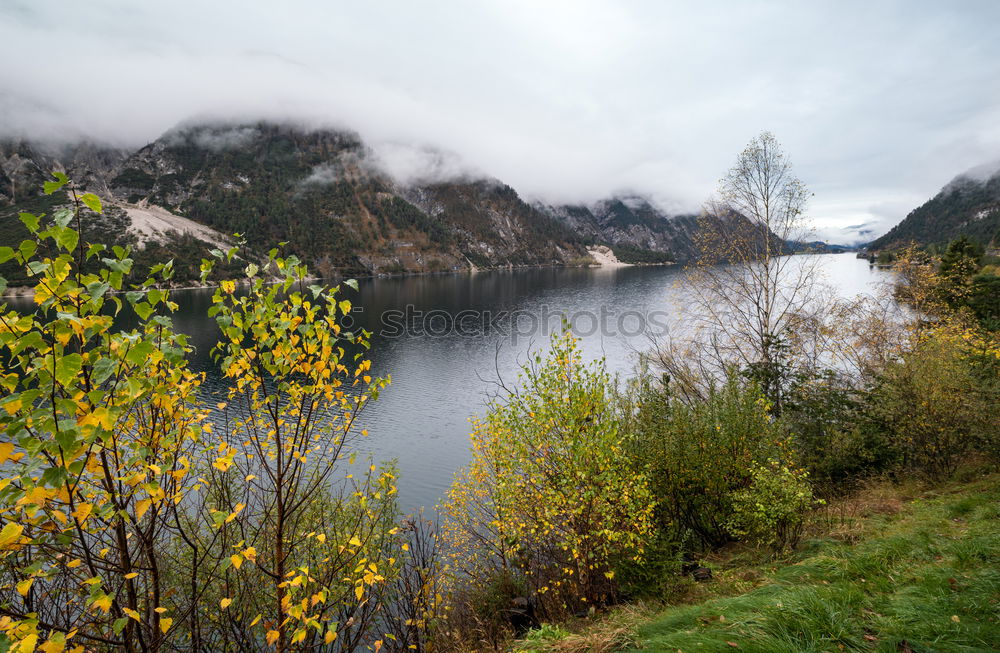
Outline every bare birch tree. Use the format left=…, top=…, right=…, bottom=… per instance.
left=656, top=132, right=821, bottom=411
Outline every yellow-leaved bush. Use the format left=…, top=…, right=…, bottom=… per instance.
left=440, top=331, right=654, bottom=629
left=0, top=176, right=411, bottom=652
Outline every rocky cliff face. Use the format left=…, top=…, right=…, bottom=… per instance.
left=1, top=121, right=718, bottom=281
left=536, top=195, right=703, bottom=263
left=869, top=163, right=1000, bottom=251
left=0, top=140, right=128, bottom=203
left=100, top=122, right=591, bottom=275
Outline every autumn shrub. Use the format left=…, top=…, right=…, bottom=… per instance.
left=868, top=325, right=999, bottom=479
left=630, top=374, right=809, bottom=550
left=783, top=371, right=898, bottom=491
left=440, top=331, right=655, bottom=637
left=725, top=460, right=816, bottom=551
left=0, top=175, right=414, bottom=651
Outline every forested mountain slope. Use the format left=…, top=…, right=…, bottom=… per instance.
left=1, top=121, right=773, bottom=283
left=870, top=163, right=1000, bottom=251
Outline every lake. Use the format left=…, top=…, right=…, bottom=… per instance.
left=4, top=253, right=892, bottom=513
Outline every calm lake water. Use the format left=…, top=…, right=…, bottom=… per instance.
left=5, top=253, right=891, bottom=513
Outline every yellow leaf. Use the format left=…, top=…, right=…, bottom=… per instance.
left=159, top=618, right=173, bottom=634
left=249, top=614, right=262, bottom=627
left=13, top=635, right=38, bottom=653
left=220, top=598, right=232, bottom=610
left=349, top=535, right=362, bottom=547
left=124, top=572, right=138, bottom=580
left=19, top=486, right=51, bottom=508
left=134, top=498, right=152, bottom=520
left=316, top=533, right=326, bottom=544
left=0, top=442, right=15, bottom=464
left=355, top=584, right=364, bottom=601
left=123, top=608, right=140, bottom=621
left=324, top=630, right=337, bottom=643
left=71, top=503, right=93, bottom=523
left=16, top=578, right=33, bottom=596
left=39, top=635, right=66, bottom=653
left=265, top=630, right=280, bottom=646
left=0, top=522, right=24, bottom=549
left=3, top=398, right=21, bottom=416
left=93, top=594, right=112, bottom=613
left=230, top=554, right=243, bottom=569
left=242, top=546, right=257, bottom=561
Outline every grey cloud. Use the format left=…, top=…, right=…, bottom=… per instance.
left=300, top=163, right=340, bottom=187
left=2, top=0, right=1000, bottom=241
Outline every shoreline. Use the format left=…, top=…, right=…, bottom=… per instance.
left=2, top=255, right=676, bottom=298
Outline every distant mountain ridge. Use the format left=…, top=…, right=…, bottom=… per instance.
left=869, top=163, right=1000, bottom=251
left=1, top=121, right=758, bottom=281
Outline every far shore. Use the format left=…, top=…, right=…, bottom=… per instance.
left=1, top=253, right=678, bottom=298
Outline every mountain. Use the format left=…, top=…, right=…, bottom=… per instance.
left=1, top=121, right=756, bottom=285
left=786, top=240, right=857, bottom=254
left=869, top=162, right=1000, bottom=251
left=535, top=195, right=703, bottom=264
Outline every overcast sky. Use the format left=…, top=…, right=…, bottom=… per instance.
left=2, top=0, right=999, bottom=242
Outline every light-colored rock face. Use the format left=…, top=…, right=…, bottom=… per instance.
left=533, top=196, right=705, bottom=263
left=122, top=201, right=229, bottom=248
left=586, top=245, right=629, bottom=267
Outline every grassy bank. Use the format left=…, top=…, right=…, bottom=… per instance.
left=517, top=470, right=1000, bottom=652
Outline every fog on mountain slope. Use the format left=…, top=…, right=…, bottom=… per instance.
left=1, top=121, right=755, bottom=285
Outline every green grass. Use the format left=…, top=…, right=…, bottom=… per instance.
left=629, top=474, right=1000, bottom=652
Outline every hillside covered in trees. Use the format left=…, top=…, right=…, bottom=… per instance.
left=869, top=162, right=1000, bottom=252
left=0, top=122, right=736, bottom=285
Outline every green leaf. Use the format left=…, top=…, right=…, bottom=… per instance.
left=0, top=247, right=14, bottom=264
left=81, top=193, right=103, bottom=214
left=27, top=261, right=48, bottom=275
left=53, top=208, right=74, bottom=228
left=133, top=302, right=154, bottom=321
left=55, top=353, right=84, bottom=387
left=18, top=240, right=36, bottom=260
left=19, top=212, right=40, bottom=232
left=86, top=281, right=111, bottom=301
left=41, top=465, right=68, bottom=487
left=344, top=278, right=359, bottom=291
left=54, top=429, right=76, bottom=454
left=91, top=357, right=117, bottom=385
left=125, top=341, right=155, bottom=366
left=43, top=171, right=69, bottom=195
left=54, top=226, right=79, bottom=253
